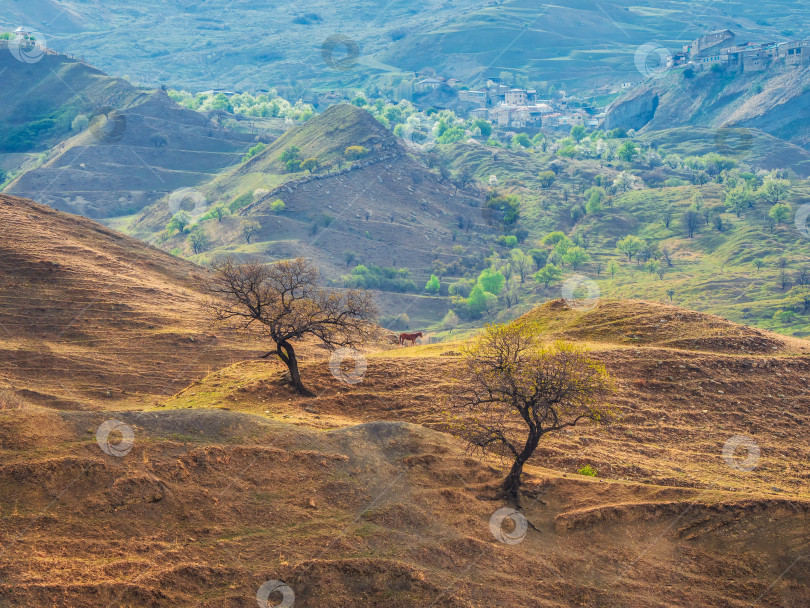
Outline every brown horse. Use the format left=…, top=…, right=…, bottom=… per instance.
left=399, top=331, right=423, bottom=346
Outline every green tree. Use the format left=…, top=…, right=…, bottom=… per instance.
left=187, top=226, right=209, bottom=254
left=71, top=114, right=90, bottom=132
left=724, top=185, right=753, bottom=217
left=466, top=284, right=490, bottom=317
left=585, top=189, right=603, bottom=214
left=269, top=199, right=286, bottom=214
left=753, top=258, right=765, bottom=271
left=607, top=260, right=618, bottom=278
left=209, top=205, right=229, bottom=222
left=243, top=142, right=267, bottom=162
left=617, top=141, right=639, bottom=162
left=768, top=203, right=791, bottom=226
left=499, top=235, right=518, bottom=249
left=562, top=246, right=590, bottom=270
left=570, top=124, right=587, bottom=143
left=166, top=211, right=191, bottom=234
left=616, top=235, right=644, bottom=262
left=538, top=171, right=556, bottom=188
left=773, top=309, right=795, bottom=324
left=757, top=178, right=791, bottom=206
left=280, top=146, right=300, bottom=163
left=527, top=248, right=549, bottom=269
left=644, top=259, right=660, bottom=275
left=301, top=157, right=319, bottom=173
left=542, top=231, right=572, bottom=247
left=472, top=119, right=492, bottom=137
left=425, top=274, right=440, bottom=296
left=477, top=268, right=505, bottom=295
left=242, top=219, right=261, bottom=243
left=512, top=133, right=532, bottom=148
left=534, top=264, right=563, bottom=287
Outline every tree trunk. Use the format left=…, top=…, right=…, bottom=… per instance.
left=502, top=432, right=540, bottom=506
left=276, top=341, right=314, bottom=397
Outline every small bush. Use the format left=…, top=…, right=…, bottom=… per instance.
left=577, top=465, right=598, bottom=477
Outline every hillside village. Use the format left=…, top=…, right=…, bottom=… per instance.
left=674, top=29, right=810, bottom=72
left=422, top=29, right=810, bottom=131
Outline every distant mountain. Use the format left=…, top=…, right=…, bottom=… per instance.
left=3, top=0, right=809, bottom=92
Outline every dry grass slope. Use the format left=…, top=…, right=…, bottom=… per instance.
left=0, top=194, right=263, bottom=409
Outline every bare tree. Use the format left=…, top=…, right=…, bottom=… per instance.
left=453, top=322, right=613, bottom=505
left=208, top=258, right=377, bottom=395
left=511, top=250, right=532, bottom=283
left=660, top=246, right=673, bottom=267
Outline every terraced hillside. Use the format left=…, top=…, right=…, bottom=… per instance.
left=5, top=89, right=256, bottom=218
left=130, top=105, right=501, bottom=327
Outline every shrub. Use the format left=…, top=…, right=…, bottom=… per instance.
left=577, top=465, right=598, bottom=477
left=345, top=145, right=369, bottom=160
left=342, top=264, right=417, bottom=292
left=243, top=142, right=266, bottom=162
